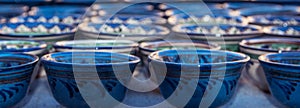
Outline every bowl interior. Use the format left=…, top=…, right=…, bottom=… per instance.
left=43, top=52, right=139, bottom=65
left=0, top=40, right=45, bottom=51
left=241, top=39, right=300, bottom=51
left=263, top=52, right=300, bottom=65
left=141, top=41, right=219, bottom=51
left=0, top=53, right=37, bottom=68
left=55, top=40, right=135, bottom=48
left=150, top=50, right=248, bottom=64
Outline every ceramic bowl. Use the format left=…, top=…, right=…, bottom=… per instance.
left=28, top=5, right=88, bottom=16
left=0, top=40, right=47, bottom=56
left=233, top=6, right=296, bottom=16
left=139, top=40, right=221, bottom=66
left=78, top=23, right=169, bottom=42
left=259, top=52, right=300, bottom=107
left=173, top=24, right=262, bottom=51
left=0, top=4, right=28, bottom=18
left=165, top=8, right=231, bottom=17
left=264, top=26, right=300, bottom=38
left=240, top=38, right=300, bottom=91
left=223, top=2, right=279, bottom=10
left=53, top=40, right=137, bottom=54
left=0, top=22, right=75, bottom=42
left=41, top=52, right=140, bottom=107
left=148, top=49, right=250, bottom=107
left=168, top=14, right=247, bottom=25
left=84, top=14, right=166, bottom=25
left=248, top=15, right=300, bottom=26
left=10, top=15, right=83, bottom=25
left=0, top=53, right=39, bottom=107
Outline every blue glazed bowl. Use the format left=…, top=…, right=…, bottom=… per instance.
left=148, top=49, right=250, bottom=107
left=0, top=22, right=75, bottom=42
left=0, top=40, right=47, bottom=56
left=78, top=23, right=169, bottom=42
left=29, top=5, right=88, bottom=16
left=41, top=52, right=140, bottom=107
left=0, top=4, right=28, bottom=18
left=259, top=52, right=300, bottom=107
left=10, top=15, right=83, bottom=25
left=264, top=26, right=300, bottom=38
left=239, top=38, right=300, bottom=91
left=173, top=24, right=262, bottom=51
left=0, top=53, right=39, bottom=107
left=248, top=15, right=300, bottom=26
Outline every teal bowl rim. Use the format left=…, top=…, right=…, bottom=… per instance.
left=0, top=52, right=39, bottom=69
left=41, top=52, right=140, bottom=66
left=259, top=52, right=300, bottom=67
left=148, top=49, right=250, bottom=66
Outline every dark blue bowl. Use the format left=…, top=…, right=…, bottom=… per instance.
left=0, top=22, right=75, bottom=42
left=259, top=52, right=300, bottom=107
left=0, top=4, right=28, bottom=18
left=236, top=5, right=296, bottom=16
left=29, top=5, right=88, bottom=16
left=148, top=49, right=249, bottom=107
left=265, top=26, right=300, bottom=38
left=41, top=52, right=140, bottom=107
left=0, top=53, right=38, bottom=107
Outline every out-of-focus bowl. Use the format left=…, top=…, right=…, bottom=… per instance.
left=41, top=52, right=140, bottom=107
left=259, top=52, right=300, bottom=107
left=173, top=24, right=262, bottom=51
left=168, top=14, right=247, bottom=25
left=0, top=53, right=38, bottom=107
left=139, top=40, right=221, bottom=65
left=248, top=15, right=300, bottom=26
left=28, top=5, right=87, bottom=16
left=148, top=49, right=249, bottom=107
left=0, top=4, right=28, bottom=18
left=240, top=38, right=300, bottom=91
left=53, top=40, right=137, bottom=54
left=84, top=14, right=166, bottom=25
left=264, top=26, right=300, bottom=38
left=10, top=15, right=83, bottom=25
left=78, top=23, right=169, bottom=42
left=0, top=40, right=47, bottom=56
left=0, top=22, right=75, bottom=42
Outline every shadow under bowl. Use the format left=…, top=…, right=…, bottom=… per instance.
left=41, top=52, right=140, bottom=108
left=0, top=53, right=39, bottom=107
left=259, top=52, right=300, bottom=108
left=148, top=49, right=249, bottom=107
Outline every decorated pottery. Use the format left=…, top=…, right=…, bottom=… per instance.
left=42, top=52, right=140, bottom=107
left=239, top=38, right=300, bottom=91
left=78, top=23, right=169, bottom=42
left=264, top=26, right=300, bottom=38
left=139, top=40, right=221, bottom=66
left=168, top=14, right=247, bottom=25
left=0, top=4, right=28, bottom=18
left=0, top=40, right=47, bottom=56
left=0, top=22, right=75, bottom=42
left=173, top=24, right=262, bottom=51
left=28, top=5, right=87, bottom=16
left=148, top=49, right=250, bottom=107
left=54, top=40, right=137, bottom=53
left=248, top=15, right=300, bottom=26
left=0, top=53, right=39, bottom=107
left=10, top=15, right=83, bottom=25
left=259, top=52, right=300, bottom=107
left=84, top=14, right=166, bottom=25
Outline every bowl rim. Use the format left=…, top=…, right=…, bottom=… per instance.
left=0, top=22, right=76, bottom=37
left=88, top=14, right=167, bottom=24
left=239, top=38, right=300, bottom=52
left=172, top=24, right=262, bottom=37
left=139, top=40, right=221, bottom=53
left=258, top=52, right=300, bottom=67
left=0, top=53, right=39, bottom=69
left=0, top=40, right=47, bottom=52
left=53, top=39, right=138, bottom=50
left=41, top=51, right=140, bottom=66
left=248, top=15, right=300, bottom=26
left=78, top=23, right=170, bottom=37
left=148, top=49, right=250, bottom=66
